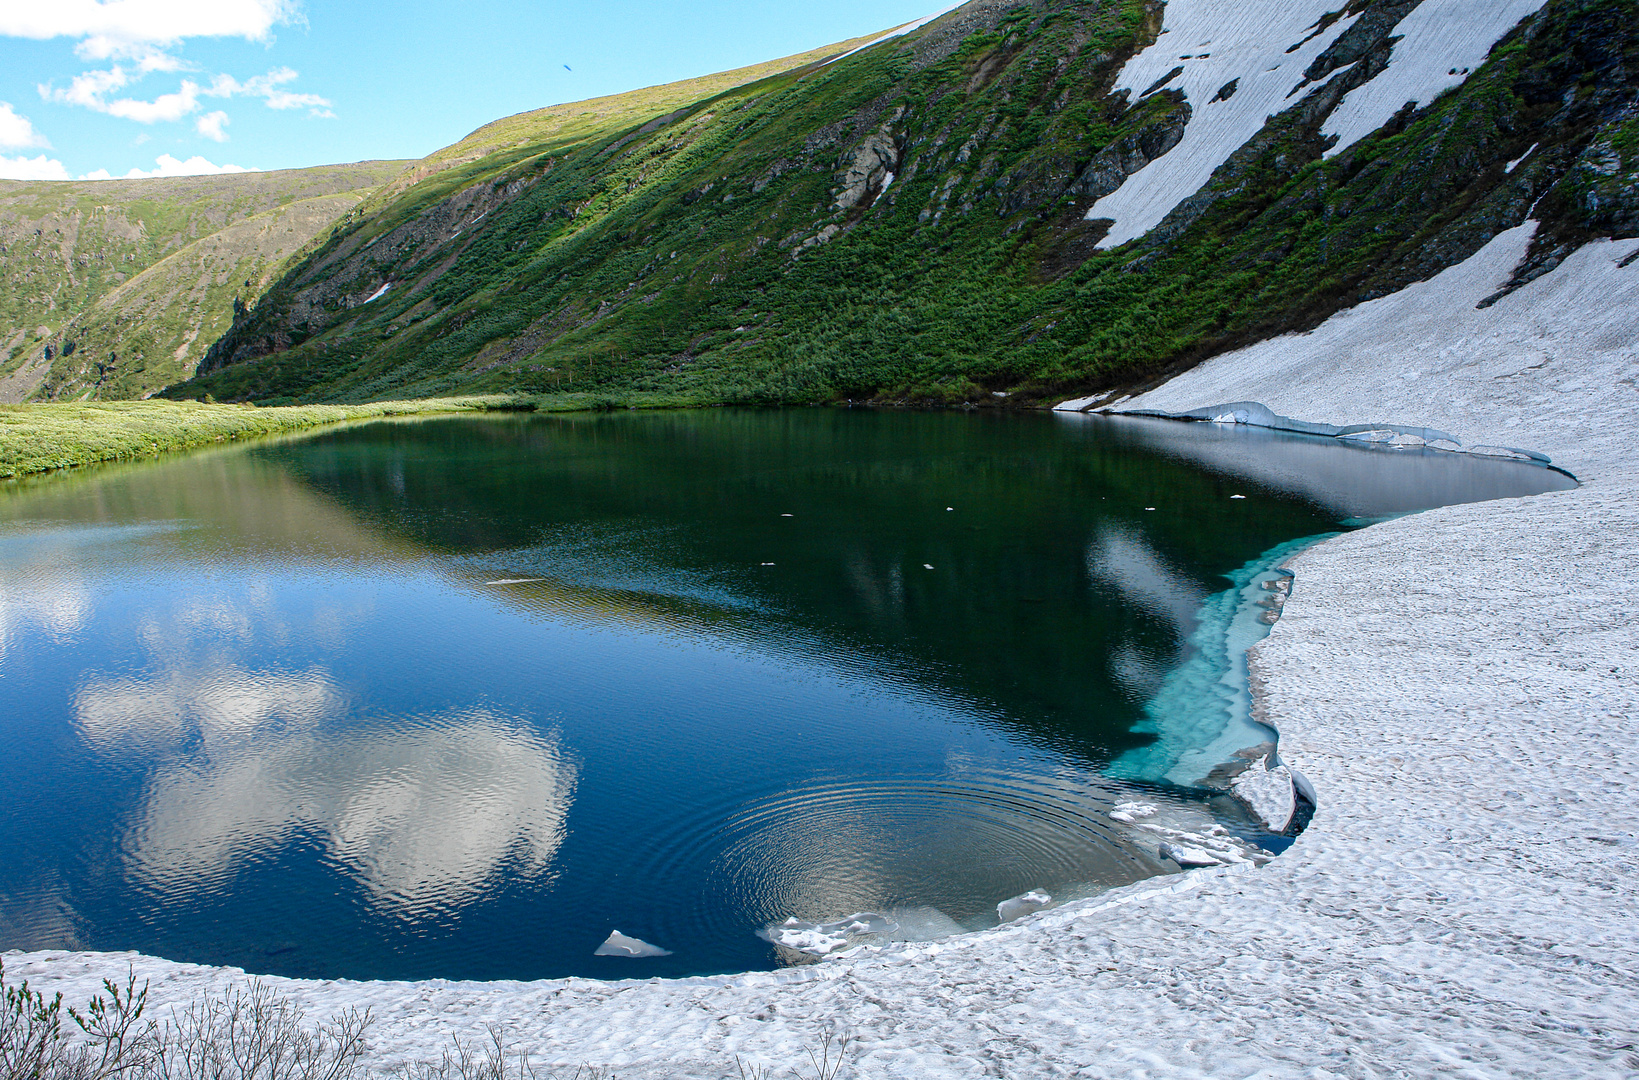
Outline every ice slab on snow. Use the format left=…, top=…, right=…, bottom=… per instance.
left=1085, top=0, right=1359, bottom=248
left=1322, top=0, right=1550, bottom=158
left=594, top=930, right=672, bottom=957
left=1112, top=802, right=1271, bottom=867
left=1230, top=755, right=1296, bottom=832
left=996, top=890, right=1052, bottom=924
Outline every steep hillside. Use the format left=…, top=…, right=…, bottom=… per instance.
left=0, top=162, right=409, bottom=402
left=177, top=0, right=1639, bottom=407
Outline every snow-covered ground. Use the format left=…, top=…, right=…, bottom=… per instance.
left=9, top=220, right=1637, bottom=1077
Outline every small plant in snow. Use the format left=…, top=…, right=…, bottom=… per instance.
left=1, top=960, right=369, bottom=1080
left=803, top=1032, right=850, bottom=1080
left=1, top=958, right=152, bottom=1080
left=143, top=981, right=370, bottom=1080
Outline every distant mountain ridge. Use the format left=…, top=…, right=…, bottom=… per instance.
left=0, top=163, right=410, bottom=402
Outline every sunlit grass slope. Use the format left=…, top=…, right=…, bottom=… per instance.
left=0, top=161, right=411, bottom=403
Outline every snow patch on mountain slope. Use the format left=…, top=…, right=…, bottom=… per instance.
left=1322, top=0, right=1551, bottom=157
left=825, top=2, right=966, bottom=67
left=1089, top=0, right=1550, bottom=247
left=1086, top=0, right=1358, bottom=248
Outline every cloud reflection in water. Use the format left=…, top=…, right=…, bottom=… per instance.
left=75, top=658, right=577, bottom=923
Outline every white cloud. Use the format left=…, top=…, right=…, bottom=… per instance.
left=43, top=63, right=331, bottom=125
left=0, top=1, right=302, bottom=54
left=195, top=108, right=228, bottom=141
left=74, top=657, right=579, bottom=919
left=79, top=153, right=255, bottom=180
left=208, top=67, right=331, bottom=115
left=41, top=67, right=202, bottom=123
left=0, top=102, right=50, bottom=149
left=0, top=153, right=73, bottom=180
left=1, top=150, right=251, bottom=181
left=106, top=79, right=199, bottom=122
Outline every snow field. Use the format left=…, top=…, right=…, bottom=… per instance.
left=1322, top=0, right=1551, bottom=157
left=1085, top=0, right=1358, bottom=247
left=1087, top=0, right=1552, bottom=247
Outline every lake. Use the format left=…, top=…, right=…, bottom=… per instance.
left=0, top=408, right=1573, bottom=980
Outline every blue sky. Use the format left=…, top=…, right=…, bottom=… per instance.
left=0, top=0, right=947, bottom=181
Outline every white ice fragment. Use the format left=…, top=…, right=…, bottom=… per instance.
left=1158, top=841, right=1224, bottom=867
left=923, top=563, right=934, bottom=569
left=1109, top=801, right=1159, bottom=824
left=764, top=913, right=898, bottom=956
left=595, top=930, right=672, bottom=957
left=484, top=578, right=546, bottom=585
left=996, top=889, right=1052, bottom=923
left=1230, top=494, right=1246, bottom=499
left=1229, top=755, right=1297, bottom=832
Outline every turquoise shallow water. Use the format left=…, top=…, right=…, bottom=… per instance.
left=0, top=409, right=1572, bottom=979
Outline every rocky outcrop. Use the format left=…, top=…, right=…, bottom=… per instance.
left=833, top=113, right=904, bottom=211
left=1068, top=96, right=1192, bottom=203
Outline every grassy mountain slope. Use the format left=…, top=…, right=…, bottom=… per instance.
left=0, top=161, right=409, bottom=402
left=177, top=0, right=1639, bottom=408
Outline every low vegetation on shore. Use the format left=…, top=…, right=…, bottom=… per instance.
left=0, top=959, right=847, bottom=1080
left=0, top=395, right=689, bottom=481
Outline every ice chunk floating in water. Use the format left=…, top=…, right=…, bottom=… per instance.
left=763, top=913, right=898, bottom=956
left=595, top=930, right=672, bottom=957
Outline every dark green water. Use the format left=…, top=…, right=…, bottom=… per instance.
left=0, top=409, right=1572, bottom=980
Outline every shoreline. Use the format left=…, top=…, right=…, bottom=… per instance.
left=6, top=224, right=1637, bottom=1077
